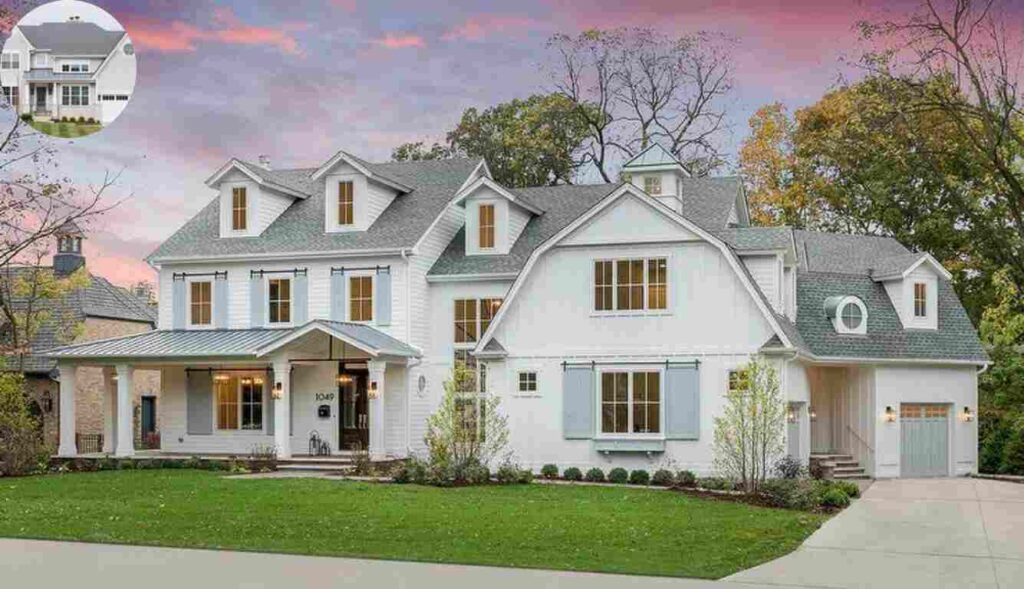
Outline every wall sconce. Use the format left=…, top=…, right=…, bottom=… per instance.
left=809, top=407, right=817, bottom=421
left=368, top=380, right=380, bottom=399
left=111, top=372, right=119, bottom=383
left=961, top=406, right=974, bottom=422
left=787, top=407, right=797, bottom=423
left=41, top=390, right=53, bottom=413
left=272, top=382, right=283, bottom=400
left=884, top=406, right=897, bottom=423
left=336, top=373, right=353, bottom=385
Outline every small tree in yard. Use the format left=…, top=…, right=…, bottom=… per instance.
left=713, top=358, right=785, bottom=494
left=424, top=364, right=510, bottom=471
left=0, top=371, right=50, bottom=476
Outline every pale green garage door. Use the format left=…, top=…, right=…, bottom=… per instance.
left=900, top=404, right=950, bottom=477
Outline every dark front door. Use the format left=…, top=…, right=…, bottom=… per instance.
left=338, top=371, right=369, bottom=451
left=141, top=397, right=157, bottom=436
left=35, top=86, right=46, bottom=111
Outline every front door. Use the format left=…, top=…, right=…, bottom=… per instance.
left=35, top=86, right=46, bottom=112
left=338, top=371, right=369, bottom=451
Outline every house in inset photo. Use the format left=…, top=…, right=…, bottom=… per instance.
left=1, top=15, right=136, bottom=134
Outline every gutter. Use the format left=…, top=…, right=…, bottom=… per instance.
left=148, top=247, right=410, bottom=267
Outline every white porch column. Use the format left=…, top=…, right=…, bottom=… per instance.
left=114, top=364, right=134, bottom=457
left=57, top=362, right=77, bottom=457
left=273, top=360, right=292, bottom=459
left=367, top=360, right=386, bottom=460
left=102, top=367, right=117, bottom=453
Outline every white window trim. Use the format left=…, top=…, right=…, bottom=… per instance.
left=265, top=275, right=294, bottom=328
left=325, top=173, right=361, bottom=234
left=515, top=369, right=540, bottom=397
left=644, top=175, right=663, bottom=196
left=212, top=374, right=267, bottom=434
left=594, top=367, right=665, bottom=440
left=185, top=277, right=215, bottom=330
left=346, top=272, right=375, bottom=324
left=832, top=296, right=868, bottom=335
left=590, top=255, right=672, bottom=317
left=60, top=61, right=89, bottom=73
left=228, top=184, right=252, bottom=235
left=913, top=282, right=928, bottom=318
left=60, top=84, right=89, bottom=106
left=1, top=52, right=20, bottom=70
left=478, top=202, right=496, bottom=251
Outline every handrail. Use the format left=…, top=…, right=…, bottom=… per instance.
left=846, top=425, right=874, bottom=455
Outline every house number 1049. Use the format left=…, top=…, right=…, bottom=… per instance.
left=315, top=392, right=335, bottom=402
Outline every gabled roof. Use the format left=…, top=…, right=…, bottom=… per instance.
left=18, top=22, right=125, bottom=56
left=678, top=176, right=744, bottom=230
left=453, top=176, right=544, bottom=215
left=148, top=158, right=480, bottom=263
left=622, top=144, right=690, bottom=175
left=311, top=150, right=413, bottom=192
left=793, top=230, right=911, bottom=274
left=205, top=159, right=312, bottom=199
left=869, top=252, right=953, bottom=281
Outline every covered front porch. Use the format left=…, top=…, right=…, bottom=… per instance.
left=807, top=365, right=876, bottom=478
left=44, top=320, right=420, bottom=461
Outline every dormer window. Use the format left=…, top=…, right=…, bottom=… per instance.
left=825, top=295, right=867, bottom=335
left=644, top=176, right=662, bottom=195
left=231, top=187, right=247, bottom=231
left=338, top=181, right=354, bottom=226
left=479, top=204, right=495, bottom=249
left=914, top=283, right=927, bottom=317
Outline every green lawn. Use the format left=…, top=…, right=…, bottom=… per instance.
left=0, top=470, right=826, bottom=579
left=28, top=120, right=102, bottom=138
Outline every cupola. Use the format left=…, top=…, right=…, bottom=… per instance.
left=621, top=143, right=690, bottom=214
left=53, top=221, right=85, bottom=276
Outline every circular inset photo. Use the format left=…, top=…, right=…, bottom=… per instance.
left=1, top=0, right=136, bottom=138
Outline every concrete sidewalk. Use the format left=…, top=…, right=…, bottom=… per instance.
left=0, top=538, right=785, bottom=589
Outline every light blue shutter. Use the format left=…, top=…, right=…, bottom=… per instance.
left=293, top=272, right=308, bottom=325
left=249, top=272, right=264, bottom=327
left=375, top=270, right=392, bottom=326
left=562, top=364, right=595, bottom=439
left=330, top=270, right=345, bottom=322
left=665, top=364, right=700, bottom=440
left=172, top=278, right=186, bottom=329
left=186, top=370, right=213, bottom=435
left=213, top=274, right=229, bottom=329
left=265, top=369, right=274, bottom=436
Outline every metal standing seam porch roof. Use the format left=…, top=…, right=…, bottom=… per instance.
left=40, top=320, right=420, bottom=361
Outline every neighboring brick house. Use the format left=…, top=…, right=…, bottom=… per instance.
left=4, top=224, right=159, bottom=452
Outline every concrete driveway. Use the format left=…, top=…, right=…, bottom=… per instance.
left=728, top=478, right=1024, bottom=588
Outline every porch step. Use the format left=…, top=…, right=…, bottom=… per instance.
left=810, top=454, right=854, bottom=462
left=811, top=453, right=869, bottom=480
left=277, top=463, right=354, bottom=473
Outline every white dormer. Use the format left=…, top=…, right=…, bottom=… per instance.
left=454, top=176, right=542, bottom=256
left=621, top=144, right=690, bottom=215
left=312, top=150, right=411, bottom=233
left=872, top=253, right=950, bottom=330
left=206, top=159, right=308, bottom=239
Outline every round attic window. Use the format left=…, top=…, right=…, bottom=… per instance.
left=124, top=43, right=134, bottom=55
left=841, top=302, right=863, bottom=331
left=824, top=295, right=867, bottom=335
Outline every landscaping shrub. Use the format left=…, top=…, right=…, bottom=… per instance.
left=495, top=462, right=530, bottom=485
left=541, top=464, right=559, bottom=479
left=628, top=469, right=650, bottom=485
left=651, top=469, right=675, bottom=486
left=77, top=116, right=85, bottom=124
left=773, top=456, right=805, bottom=479
left=808, top=460, right=827, bottom=480
left=0, top=372, right=51, bottom=477
left=758, top=479, right=819, bottom=510
left=820, top=487, right=851, bottom=508
left=607, top=467, right=628, bottom=484
left=562, top=466, right=582, bottom=481
left=697, top=476, right=734, bottom=491
left=1002, top=422, right=1024, bottom=475
left=517, top=467, right=534, bottom=484
left=676, top=470, right=697, bottom=487
left=465, top=463, right=491, bottom=485
left=248, top=444, right=278, bottom=472
left=832, top=480, right=860, bottom=498
left=980, top=413, right=1011, bottom=474
left=584, top=467, right=605, bottom=482
left=19, top=113, right=31, bottom=122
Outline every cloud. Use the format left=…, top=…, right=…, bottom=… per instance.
left=121, top=8, right=306, bottom=55
left=441, top=14, right=539, bottom=41
left=331, top=0, right=358, bottom=12
left=372, top=33, right=426, bottom=49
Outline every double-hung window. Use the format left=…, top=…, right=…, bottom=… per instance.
left=913, top=282, right=927, bottom=318
left=1, top=86, right=18, bottom=108
left=61, top=85, right=88, bottom=106
left=600, top=371, right=661, bottom=434
left=644, top=176, right=662, bottom=195
left=349, top=275, right=373, bottom=322
left=0, top=53, right=19, bottom=69
left=338, top=181, right=354, bottom=226
left=268, top=278, right=291, bottom=324
left=231, top=187, right=247, bottom=231
left=189, top=281, right=212, bottom=326
left=452, top=298, right=502, bottom=394
left=479, top=204, right=495, bottom=249
left=61, top=63, right=88, bottom=73
left=216, top=375, right=264, bottom=431
left=593, top=258, right=668, bottom=312
left=240, top=377, right=264, bottom=431
left=216, top=376, right=239, bottom=430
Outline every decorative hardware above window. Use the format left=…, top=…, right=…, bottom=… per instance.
left=330, top=265, right=390, bottom=275
left=173, top=271, right=227, bottom=281
left=560, top=359, right=700, bottom=371
left=250, top=268, right=308, bottom=278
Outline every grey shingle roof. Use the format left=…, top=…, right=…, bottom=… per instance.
left=428, top=184, right=617, bottom=276
left=793, top=270, right=987, bottom=362
left=679, top=177, right=742, bottom=231
left=715, top=226, right=794, bottom=252
left=3, top=269, right=156, bottom=373
left=793, top=229, right=911, bottom=273
left=868, top=253, right=930, bottom=280
left=18, top=22, right=125, bottom=56
left=42, top=320, right=419, bottom=360
left=148, top=158, right=480, bottom=261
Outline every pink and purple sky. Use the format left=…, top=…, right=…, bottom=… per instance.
left=6, top=0, right=990, bottom=288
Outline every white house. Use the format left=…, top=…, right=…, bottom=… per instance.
left=44, top=145, right=988, bottom=479
left=0, top=19, right=136, bottom=124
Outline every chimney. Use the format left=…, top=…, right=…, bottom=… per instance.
left=53, top=222, right=85, bottom=276
left=257, top=155, right=271, bottom=170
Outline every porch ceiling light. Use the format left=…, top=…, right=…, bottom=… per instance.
left=884, top=406, right=897, bottom=423
left=272, top=382, right=283, bottom=400
left=336, top=373, right=353, bottom=385
left=213, top=373, right=230, bottom=383
left=252, top=376, right=265, bottom=386
left=961, top=406, right=974, bottom=422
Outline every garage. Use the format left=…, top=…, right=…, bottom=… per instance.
left=900, top=404, right=950, bottom=477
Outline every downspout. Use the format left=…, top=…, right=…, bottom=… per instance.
left=977, top=363, right=990, bottom=375
left=401, top=248, right=414, bottom=455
